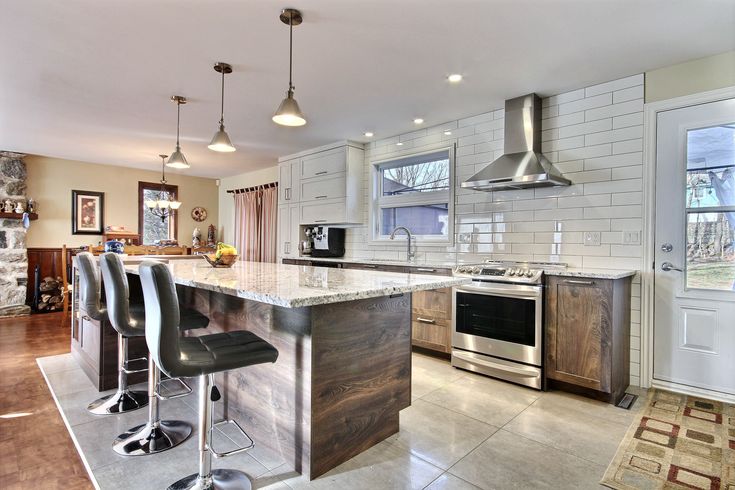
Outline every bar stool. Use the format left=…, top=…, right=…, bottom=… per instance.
left=97, top=253, right=209, bottom=456
left=139, top=261, right=279, bottom=490
left=79, top=252, right=149, bottom=415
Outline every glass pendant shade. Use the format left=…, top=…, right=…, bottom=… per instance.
left=167, top=147, right=189, bottom=169
left=145, top=200, right=157, bottom=208
left=273, top=92, right=306, bottom=127
left=208, top=125, right=236, bottom=152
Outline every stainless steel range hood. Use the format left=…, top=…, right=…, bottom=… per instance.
left=461, top=93, right=571, bottom=191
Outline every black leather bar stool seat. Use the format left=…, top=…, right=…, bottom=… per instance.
left=79, top=252, right=149, bottom=415
left=95, top=253, right=209, bottom=456
left=139, top=261, right=278, bottom=490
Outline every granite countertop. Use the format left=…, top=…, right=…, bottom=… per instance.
left=123, top=259, right=470, bottom=308
left=542, top=268, right=637, bottom=280
left=290, top=256, right=457, bottom=269
left=288, top=256, right=637, bottom=280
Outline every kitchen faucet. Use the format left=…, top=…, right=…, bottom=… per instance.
left=389, top=226, right=415, bottom=261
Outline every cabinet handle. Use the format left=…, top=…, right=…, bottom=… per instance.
left=563, top=279, right=594, bottom=285
left=315, top=171, right=328, bottom=175
left=314, top=219, right=327, bottom=223
left=416, top=317, right=436, bottom=324
left=362, top=264, right=377, bottom=269
left=285, top=188, right=291, bottom=200
left=315, top=195, right=328, bottom=199
left=415, top=268, right=436, bottom=273
left=284, top=242, right=289, bottom=254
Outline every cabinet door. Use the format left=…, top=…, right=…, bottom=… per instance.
left=288, top=204, right=300, bottom=257
left=300, top=174, right=346, bottom=201
left=300, top=147, right=346, bottom=179
left=279, top=159, right=300, bottom=202
left=279, top=164, right=292, bottom=202
left=545, top=277, right=612, bottom=392
left=278, top=204, right=291, bottom=257
left=300, top=198, right=346, bottom=224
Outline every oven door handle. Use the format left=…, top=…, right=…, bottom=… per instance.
left=455, top=284, right=541, bottom=299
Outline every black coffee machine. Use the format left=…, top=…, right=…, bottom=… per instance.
left=308, top=226, right=345, bottom=258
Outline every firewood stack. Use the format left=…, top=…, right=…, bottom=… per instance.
left=37, top=276, right=63, bottom=312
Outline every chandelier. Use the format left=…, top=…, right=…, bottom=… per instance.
left=145, top=154, right=182, bottom=221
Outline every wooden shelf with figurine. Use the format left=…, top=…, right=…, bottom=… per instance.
left=0, top=212, right=38, bottom=220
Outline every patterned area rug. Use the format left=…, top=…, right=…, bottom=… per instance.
left=601, top=389, right=735, bottom=489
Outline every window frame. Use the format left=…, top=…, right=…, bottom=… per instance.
left=369, top=145, right=455, bottom=244
left=138, top=181, right=179, bottom=244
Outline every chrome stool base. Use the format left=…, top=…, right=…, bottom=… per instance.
left=87, top=389, right=148, bottom=415
left=168, top=469, right=252, bottom=490
left=113, top=420, right=192, bottom=456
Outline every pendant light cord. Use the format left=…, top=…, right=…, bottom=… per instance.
left=288, top=12, right=294, bottom=93
left=219, top=68, right=226, bottom=127
left=175, top=100, right=181, bottom=149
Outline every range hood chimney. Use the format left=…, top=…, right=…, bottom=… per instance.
left=461, top=93, right=571, bottom=191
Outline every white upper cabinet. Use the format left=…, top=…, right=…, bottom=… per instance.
left=278, top=141, right=365, bottom=225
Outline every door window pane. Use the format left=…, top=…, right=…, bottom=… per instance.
left=141, top=187, right=175, bottom=245
left=380, top=204, right=449, bottom=236
left=685, top=124, right=735, bottom=290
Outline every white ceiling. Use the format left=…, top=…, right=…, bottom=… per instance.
left=1, top=1, right=733, bottom=179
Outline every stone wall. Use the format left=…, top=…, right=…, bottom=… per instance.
left=0, top=151, right=30, bottom=317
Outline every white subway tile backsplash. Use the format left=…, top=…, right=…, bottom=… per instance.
left=558, top=92, right=612, bottom=116
left=585, top=99, right=644, bottom=122
left=613, top=84, right=645, bottom=104
left=584, top=74, right=644, bottom=97
left=353, top=75, right=644, bottom=385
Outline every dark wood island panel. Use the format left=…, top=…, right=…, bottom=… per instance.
left=179, top=286, right=412, bottom=480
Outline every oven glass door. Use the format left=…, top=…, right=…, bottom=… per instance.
left=455, top=291, right=536, bottom=346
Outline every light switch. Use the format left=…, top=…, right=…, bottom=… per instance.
left=584, top=231, right=601, bottom=246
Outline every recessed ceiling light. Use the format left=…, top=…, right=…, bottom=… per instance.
left=447, top=74, right=463, bottom=83
left=413, top=118, right=424, bottom=125
left=444, top=130, right=452, bottom=136
left=364, top=132, right=374, bottom=137
left=396, top=142, right=404, bottom=146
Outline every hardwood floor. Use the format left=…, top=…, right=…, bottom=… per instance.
left=0, top=312, right=92, bottom=489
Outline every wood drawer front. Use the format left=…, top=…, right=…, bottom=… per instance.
left=300, top=174, right=346, bottom=201
left=412, top=318, right=450, bottom=353
left=412, top=288, right=452, bottom=321
left=300, top=198, right=346, bottom=224
left=545, top=277, right=613, bottom=392
left=301, top=148, right=346, bottom=179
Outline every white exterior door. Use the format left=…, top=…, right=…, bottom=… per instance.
left=653, top=98, right=735, bottom=396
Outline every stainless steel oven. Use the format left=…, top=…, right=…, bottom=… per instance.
left=452, top=262, right=548, bottom=389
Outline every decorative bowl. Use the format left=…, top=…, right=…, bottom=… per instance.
left=202, top=254, right=239, bottom=268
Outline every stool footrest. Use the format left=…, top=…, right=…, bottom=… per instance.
left=155, top=377, right=192, bottom=400
left=122, top=356, right=148, bottom=374
left=209, top=419, right=254, bottom=459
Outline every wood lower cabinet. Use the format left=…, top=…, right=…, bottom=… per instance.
left=545, top=275, right=632, bottom=404
left=283, top=259, right=454, bottom=354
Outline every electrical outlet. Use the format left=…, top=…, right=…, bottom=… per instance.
left=584, top=231, right=601, bottom=246
left=623, top=230, right=641, bottom=245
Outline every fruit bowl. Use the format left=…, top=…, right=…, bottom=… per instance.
left=202, top=254, right=239, bottom=268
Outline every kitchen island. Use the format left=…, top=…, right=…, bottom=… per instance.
left=120, top=258, right=469, bottom=479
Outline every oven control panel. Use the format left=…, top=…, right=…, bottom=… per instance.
left=453, top=264, right=543, bottom=284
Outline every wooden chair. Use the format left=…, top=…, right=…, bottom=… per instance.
left=154, top=246, right=187, bottom=255
left=59, top=245, right=71, bottom=327
left=87, top=244, right=105, bottom=255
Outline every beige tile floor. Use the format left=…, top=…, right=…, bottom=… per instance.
left=39, top=352, right=645, bottom=490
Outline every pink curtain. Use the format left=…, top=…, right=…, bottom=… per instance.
left=233, top=184, right=278, bottom=262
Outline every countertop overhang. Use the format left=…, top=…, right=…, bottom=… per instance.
left=122, top=258, right=470, bottom=308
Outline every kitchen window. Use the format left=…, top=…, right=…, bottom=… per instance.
left=370, top=147, right=454, bottom=242
left=138, top=181, right=178, bottom=245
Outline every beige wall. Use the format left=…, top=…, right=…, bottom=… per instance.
left=645, top=51, right=735, bottom=102
left=25, top=155, right=219, bottom=248
left=217, top=166, right=279, bottom=245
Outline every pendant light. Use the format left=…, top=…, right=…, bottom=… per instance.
left=146, top=154, right=183, bottom=221
left=273, top=8, right=306, bottom=127
left=208, top=62, right=236, bottom=152
left=167, top=95, right=190, bottom=169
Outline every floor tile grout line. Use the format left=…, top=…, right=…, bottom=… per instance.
left=497, top=426, right=610, bottom=470
left=439, top=429, right=499, bottom=490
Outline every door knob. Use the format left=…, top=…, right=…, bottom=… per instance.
left=661, top=243, right=673, bottom=252
left=661, top=262, right=683, bottom=272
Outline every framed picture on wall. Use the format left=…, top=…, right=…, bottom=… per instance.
left=71, top=190, right=104, bottom=235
